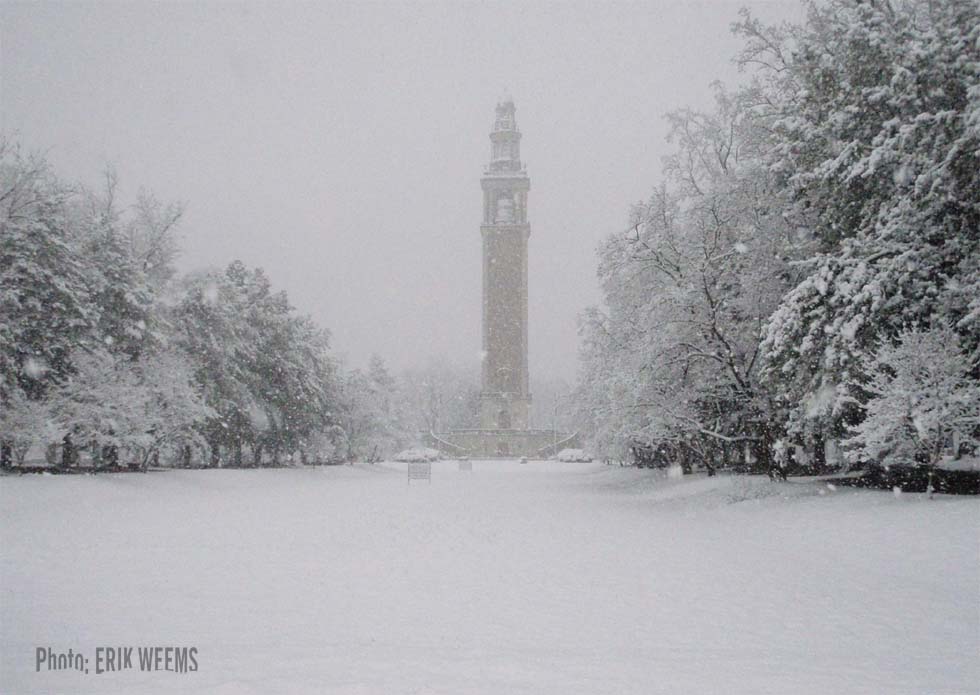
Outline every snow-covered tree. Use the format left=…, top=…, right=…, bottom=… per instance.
left=123, top=188, right=183, bottom=292
left=750, top=0, right=980, bottom=437
left=364, top=354, right=413, bottom=459
left=52, top=347, right=213, bottom=469
left=1, top=139, right=343, bottom=471
left=332, top=368, right=382, bottom=463
left=400, top=357, right=480, bottom=433
left=577, top=86, right=800, bottom=470
left=71, top=168, right=179, bottom=361
left=0, top=142, right=193, bottom=466
left=174, top=261, right=337, bottom=466
left=0, top=389, right=57, bottom=467
left=0, top=140, right=94, bottom=401
left=529, top=376, right=577, bottom=433
left=844, top=324, right=980, bottom=469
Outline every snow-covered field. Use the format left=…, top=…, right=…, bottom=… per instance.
left=1, top=461, right=977, bottom=694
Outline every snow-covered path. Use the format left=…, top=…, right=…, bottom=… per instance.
left=2, top=462, right=977, bottom=694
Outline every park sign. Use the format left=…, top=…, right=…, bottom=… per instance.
left=407, top=461, right=431, bottom=484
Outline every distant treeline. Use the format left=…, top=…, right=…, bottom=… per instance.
left=0, top=142, right=482, bottom=471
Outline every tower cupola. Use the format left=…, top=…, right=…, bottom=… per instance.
left=489, top=98, right=522, bottom=173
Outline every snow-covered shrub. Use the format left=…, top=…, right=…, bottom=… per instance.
left=0, top=389, right=58, bottom=466
left=844, top=325, right=980, bottom=469
left=51, top=348, right=213, bottom=469
left=303, top=430, right=343, bottom=465
left=557, top=448, right=592, bottom=462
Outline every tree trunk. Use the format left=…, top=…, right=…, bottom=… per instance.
left=812, top=433, right=827, bottom=471
left=61, top=433, right=75, bottom=468
left=102, top=442, right=118, bottom=469
left=680, top=445, right=693, bottom=474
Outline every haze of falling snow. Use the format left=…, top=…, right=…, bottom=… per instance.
left=0, top=1, right=805, bottom=381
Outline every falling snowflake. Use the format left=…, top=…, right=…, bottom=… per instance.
left=893, top=163, right=914, bottom=186
left=23, top=357, right=48, bottom=379
left=203, top=282, right=219, bottom=304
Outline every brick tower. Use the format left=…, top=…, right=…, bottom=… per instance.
left=422, top=99, right=579, bottom=458
left=479, top=97, right=531, bottom=430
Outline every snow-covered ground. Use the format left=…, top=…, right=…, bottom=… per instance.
left=1, top=461, right=977, bottom=694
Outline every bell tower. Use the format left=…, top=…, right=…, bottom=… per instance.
left=421, top=98, right=579, bottom=458
left=480, top=97, right=531, bottom=430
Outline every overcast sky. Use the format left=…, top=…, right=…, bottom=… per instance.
left=1, top=0, right=803, bottom=382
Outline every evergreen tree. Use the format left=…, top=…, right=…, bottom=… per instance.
left=844, top=324, right=980, bottom=469
left=0, top=141, right=93, bottom=401
left=174, top=261, right=337, bottom=466
left=749, top=0, right=980, bottom=438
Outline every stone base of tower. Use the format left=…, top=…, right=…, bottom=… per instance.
left=424, top=429, right=580, bottom=460
left=479, top=392, right=529, bottom=430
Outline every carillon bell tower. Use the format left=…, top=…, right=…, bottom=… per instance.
left=422, top=98, right=579, bottom=458
left=480, top=97, right=531, bottom=430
